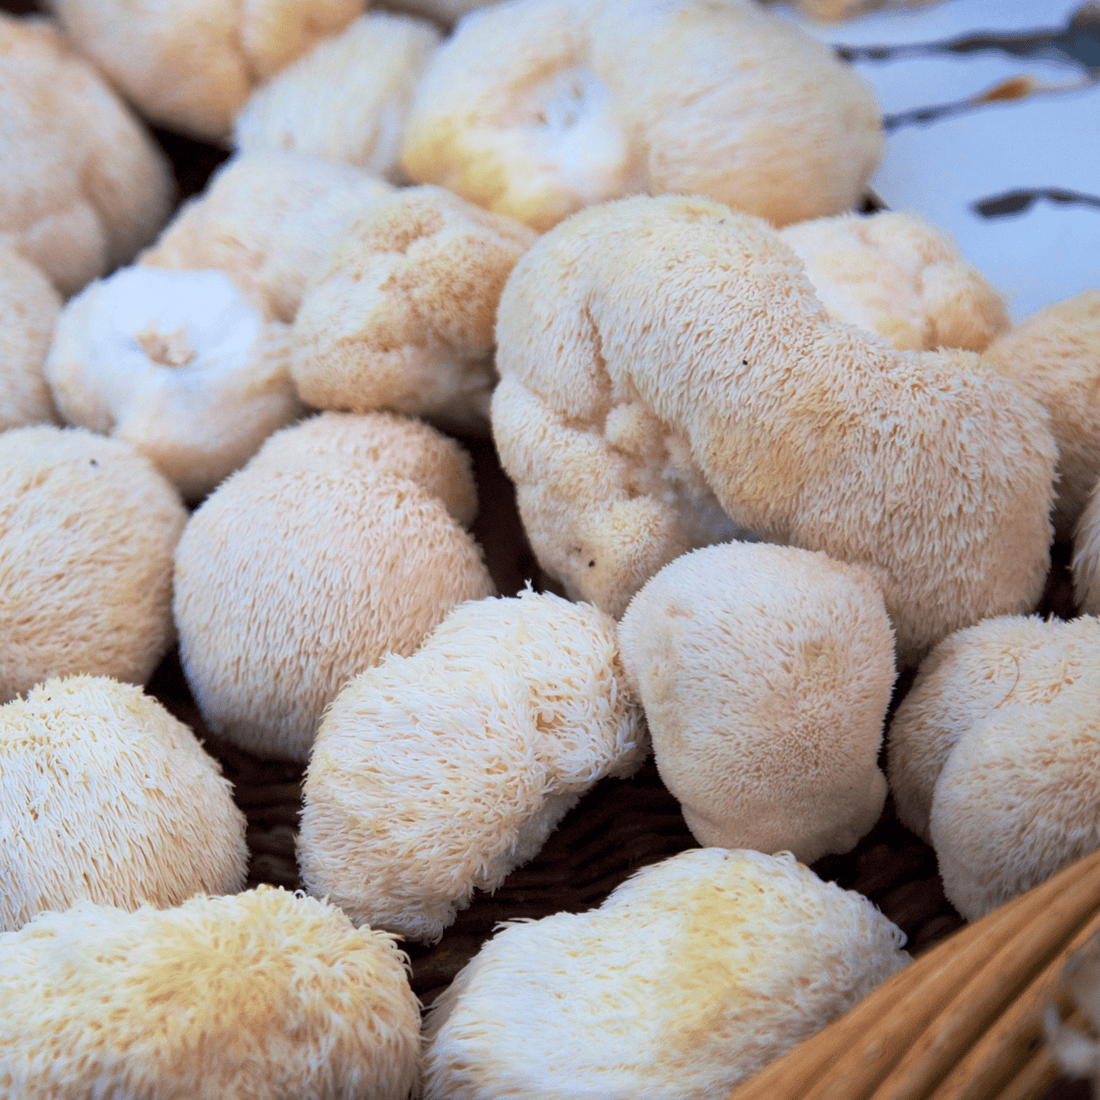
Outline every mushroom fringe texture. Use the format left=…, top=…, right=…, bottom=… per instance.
left=45, top=0, right=367, bottom=142
left=173, top=413, right=495, bottom=761
left=0, top=12, right=174, bottom=297
left=233, top=11, right=442, bottom=183
left=290, top=184, right=537, bottom=433
left=0, top=425, right=188, bottom=703
left=45, top=266, right=305, bottom=500
left=140, top=150, right=394, bottom=324
left=0, top=246, right=61, bottom=431
left=422, top=847, right=910, bottom=1100
left=619, top=541, right=895, bottom=864
left=298, top=587, right=647, bottom=942
left=0, top=675, right=247, bottom=933
left=983, top=289, right=1100, bottom=539
left=1074, top=480, right=1100, bottom=614
left=779, top=210, right=1009, bottom=353
left=491, top=194, right=1057, bottom=666
left=0, top=887, right=421, bottom=1099
left=887, top=614, right=1100, bottom=920
left=400, top=0, right=883, bottom=232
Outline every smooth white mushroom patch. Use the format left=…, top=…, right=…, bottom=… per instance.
left=887, top=614, right=1100, bottom=921
left=0, top=676, right=247, bottom=933
left=232, top=12, right=442, bottom=183
left=0, top=887, right=421, bottom=1100
left=174, top=420, right=495, bottom=762
left=0, top=246, right=61, bottom=431
left=46, top=266, right=304, bottom=500
left=422, top=848, right=909, bottom=1100
left=299, top=588, right=646, bottom=942
left=0, top=13, right=174, bottom=298
left=491, top=194, right=1056, bottom=666
left=400, top=0, right=882, bottom=231
left=0, top=425, right=187, bottom=704
left=619, top=542, right=894, bottom=864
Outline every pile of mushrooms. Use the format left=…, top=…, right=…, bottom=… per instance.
left=2, top=0, right=1099, bottom=1094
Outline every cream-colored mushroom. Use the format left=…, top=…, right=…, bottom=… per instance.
left=46, top=266, right=304, bottom=500
left=0, top=886, right=421, bottom=1099
left=492, top=194, right=1056, bottom=666
left=0, top=246, right=61, bottom=430
left=46, top=0, right=367, bottom=142
left=290, top=184, right=537, bottom=432
left=0, top=675, right=247, bottom=932
left=619, top=542, right=894, bottom=864
left=401, top=0, right=882, bottom=232
left=233, top=12, right=442, bottom=183
left=779, top=210, right=1009, bottom=353
left=1074, top=480, right=1100, bottom=613
left=422, top=847, right=909, bottom=1100
left=173, top=415, right=495, bottom=761
left=0, top=13, right=174, bottom=296
left=298, top=587, right=646, bottom=941
left=0, top=425, right=188, bottom=703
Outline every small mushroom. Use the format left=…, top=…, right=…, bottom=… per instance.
left=619, top=541, right=894, bottom=864
left=290, top=184, right=537, bottom=432
left=0, top=246, right=62, bottom=431
left=0, top=675, right=247, bottom=932
left=422, top=847, right=909, bottom=1100
left=0, top=425, right=188, bottom=703
left=0, top=886, right=421, bottom=1098
left=233, top=12, right=442, bottom=183
left=0, top=12, right=174, bottom=296
left=45, top=266, right=304, bottom=500
left=173, top=413, right=495, bottom=761
left=298, top=587, right=646, bottom=941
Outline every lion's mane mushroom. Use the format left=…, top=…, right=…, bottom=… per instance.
left=290, top=185, right=537, bottom=432
left=45, top=266, right=304, bottom=501
left=779, top=210, right=1009, bottom=353
left=174, top=412, right=494, bottom=762
left=619, top=542, right=894, bottom=864
left=0, top=676, right=247, bottom=932
left=45, top=0, right=366, bottom=143
left=491, top=195, right=1056, bottom=666
left=982, top=290, right=1100, bottom=539
left=400, top=0, right=882, bottom=232
left=0, top=247, right=62, bottom=431
left=233, top=12, right=442, bottom=183
left=422, top=847, right=909, bottom=1100
left=886, top=614, right=1100, bottom=921
left=0, top=426, right=187, bottom=703
left=140, top=151, right=394, bottom=324
left=0, top=886, right=421, bottom=1099
left=0, top=13, right=174, bottom=297
left=298, top=587, right=646, bottom=941
left=1074, top=482, right=1100, bottom=613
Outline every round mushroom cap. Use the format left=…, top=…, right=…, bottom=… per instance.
left=0, top=246, right=61, bottom=431
left=983, top=290, right=1100, bottom=538
left=619, top=541, right=894, bottom=864
left=0, top=425, right=188, bottom=703
left=233, top=12, right=442, bottom=183
left=46, top=266, right=304, bottom=500
left=174, top=448, right=495, bottom=762
left=422, top=847, right=909, bottom=1100
left=250, top=409, right=479, bottom=527
left=400, top=0, right=881, bottom=232
left=0, top=675, right=247, bottom=932
left=0, top=13, right=174, bottom=296
left=780, top=211, right=1009, bottom=353
left=887, top=614, right=1100, bottom=845
left=140, top=150, right=394, bottom=323
left=47, top=0, right=367, bottom=142
left=299, top=588, right=646, bottom=941
left=290, top=184, right=537, bottom=432
left=0, top=886, right=421, bottom=1100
